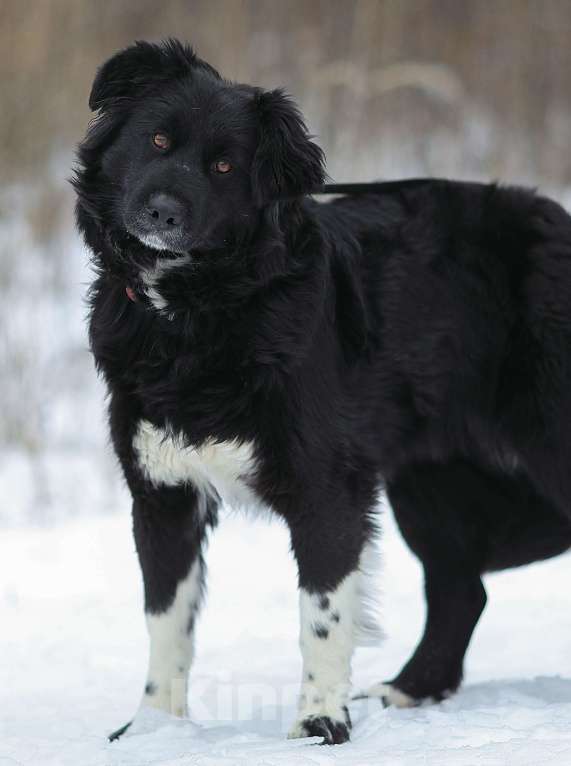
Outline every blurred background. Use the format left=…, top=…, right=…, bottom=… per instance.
left=2, top=0, right=571, bottom=524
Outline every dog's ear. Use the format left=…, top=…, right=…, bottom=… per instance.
left=251, top=89, right=325, bottom=206
left=89, top=38, right=220, bottom=111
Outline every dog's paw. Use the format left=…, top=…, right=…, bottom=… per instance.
left=354, top=682, right=418, bottom=708
left=108, top=706, right=191, bottom=742
left=288, top=713, right=351, bottom=745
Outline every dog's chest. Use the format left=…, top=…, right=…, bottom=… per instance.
left=133, top=419, right=260, bottom=510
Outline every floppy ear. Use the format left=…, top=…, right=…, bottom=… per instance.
left=89, top=38, right=220, bottom=111
left=251, top=89, right=325, bottom=205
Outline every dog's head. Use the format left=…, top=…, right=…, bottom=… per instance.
left=75, top=39, right=325, bottom=259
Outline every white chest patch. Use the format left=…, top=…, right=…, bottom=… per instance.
left=133, top=419, right=260, bottom=511
left=140, top=255, right=192, bottom=314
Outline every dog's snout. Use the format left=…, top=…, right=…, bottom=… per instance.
left=145, top=193, right=185, bottom=229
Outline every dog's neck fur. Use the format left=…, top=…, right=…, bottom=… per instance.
left=87, top=200, right=332, bottom=405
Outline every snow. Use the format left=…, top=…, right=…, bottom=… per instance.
left=3, top=496, right=571, bottom=766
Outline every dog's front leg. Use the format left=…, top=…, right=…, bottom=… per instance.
left=109, top=480, right=217, bottom=740
left=287, top=516, right=374, bottom=745
left=288, top=580, right=355, bottom=744
left=135, top=483, right=217, bottom=718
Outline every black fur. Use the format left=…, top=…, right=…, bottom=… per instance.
left=75, top=39, right=571, bottom=740
left=298, top=710, right=352, bottom=746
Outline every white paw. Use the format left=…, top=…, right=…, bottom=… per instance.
left=109, top=706, right=199, bottom=742
left=129, top=706, right=180, bottom=734
left=355, top=682, right=417, bottom=708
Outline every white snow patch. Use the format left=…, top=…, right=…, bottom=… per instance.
left=3, top=507, right=571, bottom=765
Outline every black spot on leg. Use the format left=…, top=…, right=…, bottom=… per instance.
left=187, top=613, right=195, bottom=634
left=144, top=682, right=157, bottom=696
left=307, top=672, right=315, bottom=682
left=313, top=695, right=323, bottom=704
left=314, top=624, right=329, bottom=640
left=319, top=596, right=330, bottom=610
left=331, top=611, right=340, bottom=623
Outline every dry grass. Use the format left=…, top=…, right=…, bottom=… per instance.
left=1, top=0, right=571, bottom=189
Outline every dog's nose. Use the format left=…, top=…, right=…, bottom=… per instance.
left=145, top=193, right=185, bottom=229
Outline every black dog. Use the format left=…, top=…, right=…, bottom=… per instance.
left=74, top=39, right=571, bottom=745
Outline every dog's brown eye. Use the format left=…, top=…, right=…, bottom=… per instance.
left=152, top=133, right=171, bottom=151
left=213, top=159, right=232, bottom=174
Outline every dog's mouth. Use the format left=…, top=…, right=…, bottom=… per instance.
left=122, top=203, right=195, bottom=256
left=135, top=231, right=175, bottom=252
left=125, top=223, right=191, bottom=256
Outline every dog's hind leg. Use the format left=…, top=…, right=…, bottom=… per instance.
left=375, top=460, right=571, bottom=707
left=286, top=507, right=379, bottom=745
left=372, top=562, right=486, bottom=707
left=374, top=461, right=489, bottom=707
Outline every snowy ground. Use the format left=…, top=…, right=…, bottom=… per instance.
left=3, top=491, right=571, bottom=766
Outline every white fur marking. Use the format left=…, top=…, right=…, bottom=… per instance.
left=141, top=256, right=191, bottom=312
left=354, top=539, right=383, bottom=646
left=288, top=574, right=358, bottom=737
left=133, top=420, right=260, bottom=511
left=138, top=233, right=170, bottom=252
left=142, top=560, right=202, bottom=717
left=362, top=682, right=417, bottom=708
